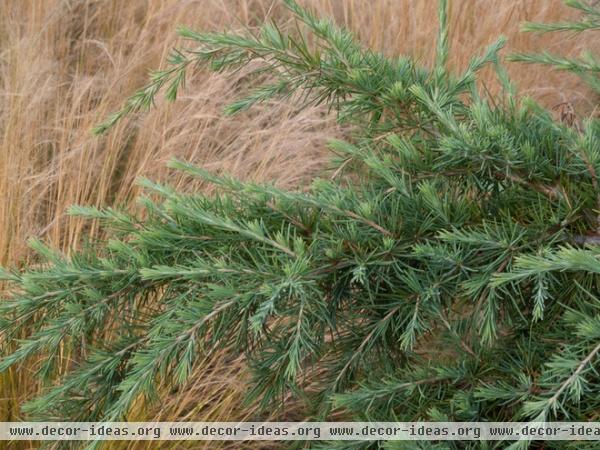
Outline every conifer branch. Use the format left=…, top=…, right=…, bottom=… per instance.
left=2, top=0, right=600, bottom=434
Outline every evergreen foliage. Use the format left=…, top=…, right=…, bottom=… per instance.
left=2, top=0, right=600, bottom=448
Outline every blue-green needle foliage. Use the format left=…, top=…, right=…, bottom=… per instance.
left=3, top=1, right=600, bottom=449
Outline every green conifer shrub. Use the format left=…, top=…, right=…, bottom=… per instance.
left=1, top=1, right=600, bottom=448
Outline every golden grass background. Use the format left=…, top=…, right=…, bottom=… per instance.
left=0, top=0, right=597, bottom=448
